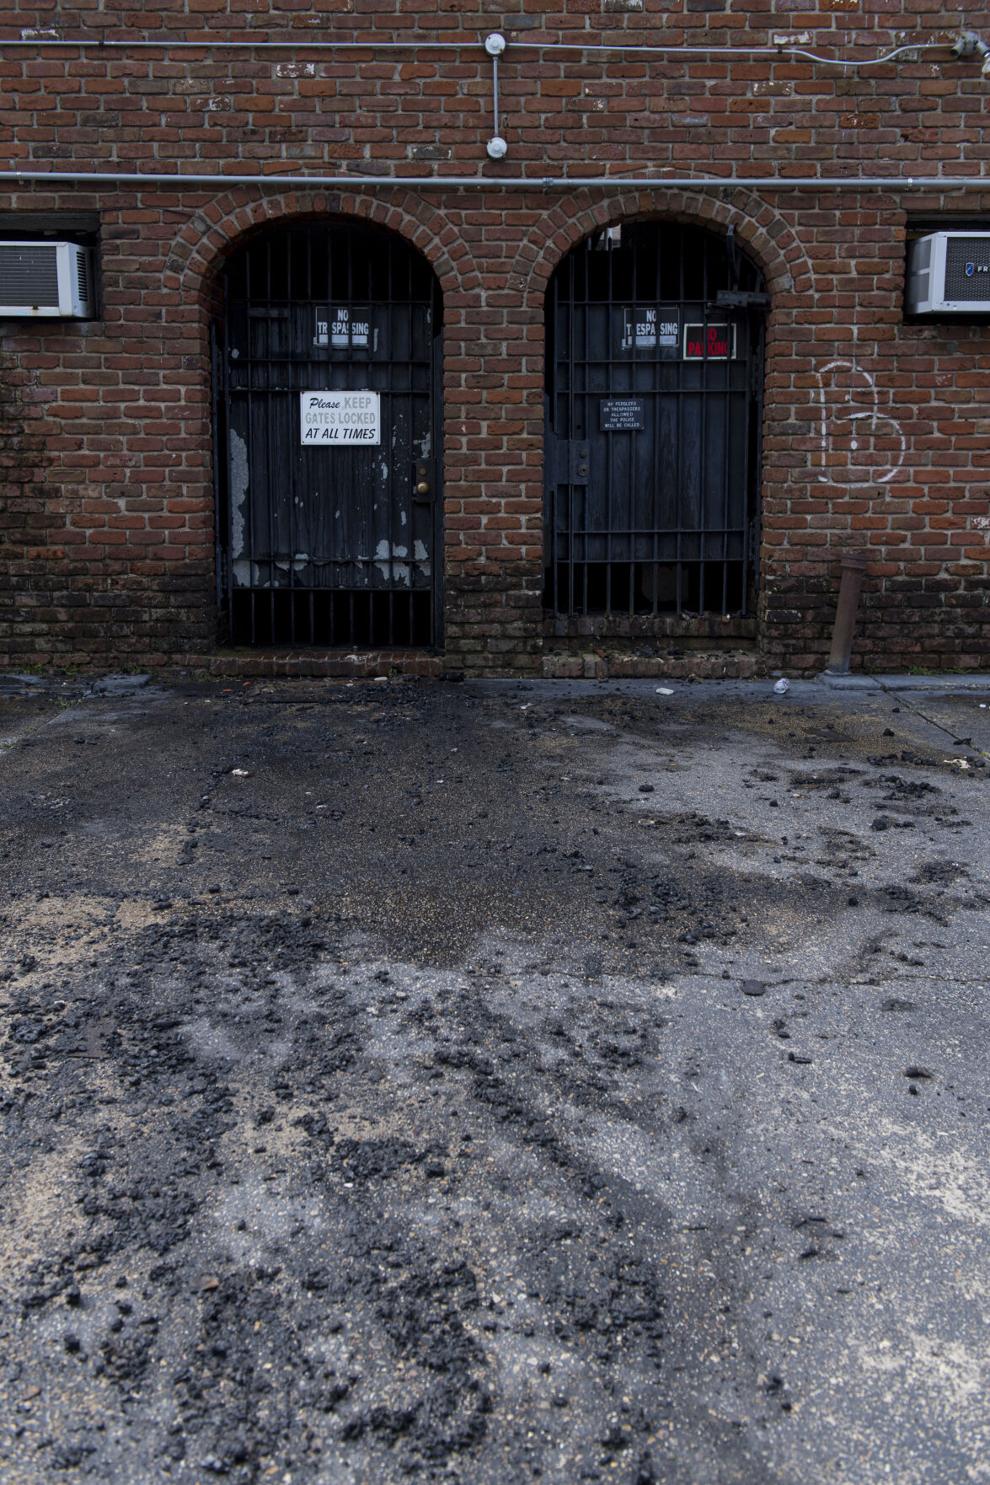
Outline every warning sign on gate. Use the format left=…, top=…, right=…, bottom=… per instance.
left=299, top=390, right=381, bottom=445
left=313, top=306, right=374, bottom=351
left=601, top=398, right=645, bottom=431
left=682, top=323, right=736, bottom=361
left=620, top=306, right=681, bottom=356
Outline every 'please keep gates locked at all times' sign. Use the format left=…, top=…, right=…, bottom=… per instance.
left=299, top=390, right=381, bottom=445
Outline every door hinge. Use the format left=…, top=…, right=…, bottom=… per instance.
left=547, top=436, right=590, bottom=486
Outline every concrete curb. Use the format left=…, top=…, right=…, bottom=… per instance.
left=817, top=672, right=990, bottom=694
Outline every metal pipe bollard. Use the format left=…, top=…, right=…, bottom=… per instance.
left=825, top=548, right=869, bottom=675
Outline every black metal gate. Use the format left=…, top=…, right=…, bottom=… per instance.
left=215, top=220, right=442, bottom=648
left=545, top=222, right=765, bottom=621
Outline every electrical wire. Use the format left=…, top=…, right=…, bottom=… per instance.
left=507, top=41, right=948, bottom=66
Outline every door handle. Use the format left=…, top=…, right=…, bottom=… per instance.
left=412, top=462, right=433, bottom=501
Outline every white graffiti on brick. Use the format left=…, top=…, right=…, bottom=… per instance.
left=815, top=360, right=907, bottom=487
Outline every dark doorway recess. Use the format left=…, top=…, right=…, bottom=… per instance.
left=214, top=219, right=442, bottom=649
left=544, top=221, right=766, bottom=624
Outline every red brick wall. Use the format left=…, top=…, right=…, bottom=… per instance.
left=0, top=0, right=988, bottom=674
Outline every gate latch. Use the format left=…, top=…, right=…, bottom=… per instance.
left=714, top=289, right=770, bottom=309
left=546, top=435, right=590, bottom=486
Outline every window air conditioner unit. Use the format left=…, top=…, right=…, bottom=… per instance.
left=0, top=240, right=93, bottom=318
left=906, top=230, right=990, bottom=315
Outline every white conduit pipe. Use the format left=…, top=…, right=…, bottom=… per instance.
left=0, top=170, right=986, bottom=191
left=2, top=35, right=959, bottom=68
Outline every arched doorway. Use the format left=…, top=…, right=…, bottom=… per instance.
left=214, top=219, right=442, bottom=648
left=544, top=221, right=766, bottom=624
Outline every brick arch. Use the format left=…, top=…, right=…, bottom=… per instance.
left=164, top=187, right=474, bottom=304
left=507, top=187, right=811, bottom=306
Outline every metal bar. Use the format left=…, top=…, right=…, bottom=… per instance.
left=651, top=236, right=661, bottom=616
left=675, top=230, right=684, bottom=616
left=431, top=272, right=442, bottom=647
left=747, top=321, right=765, bottom=616
left=717, top=236, right=731, bottom=613
left=287, top=229, right=296, bottom=646
left=698, top=234, right=708, bottom=618
left=551, top=264, right=561, bottom=616
left=580, top=247, right=588, bottom=618
left=0, top=169, right=986, bottom=190
left=562, top=258, right=571, bottom=615
left=241, top=250, right=255, bottom=645
left=626, top=236, right=634, bottom=617
left=304, top=227, right=314, bottom=639
left=221, top=270, right=235, bottom=642
left=605, top=236, right=613, bottom=617
left=738, top=321, right=752, bottom=618
left=567, top=253, right=575, bottom=617
left=322, top=222, right=334, bottom=610
left=265, top=235, right=276, bottom=643
left=210, top=321, right=225, bottom=639
left=559, top=525, right=743, bottom=535
left=720, top=339, right=731, bottom=614
left=563, top=526, right=742, bottom=533
left=385, top=231, right=395, bottom=609
left=825, top=550, right=869, bottom=674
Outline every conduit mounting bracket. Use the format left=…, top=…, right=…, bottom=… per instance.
left=485, top=33, right=508, bottom=160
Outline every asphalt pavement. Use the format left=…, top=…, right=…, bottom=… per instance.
left=0, top=674, right=987, bottom=1484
